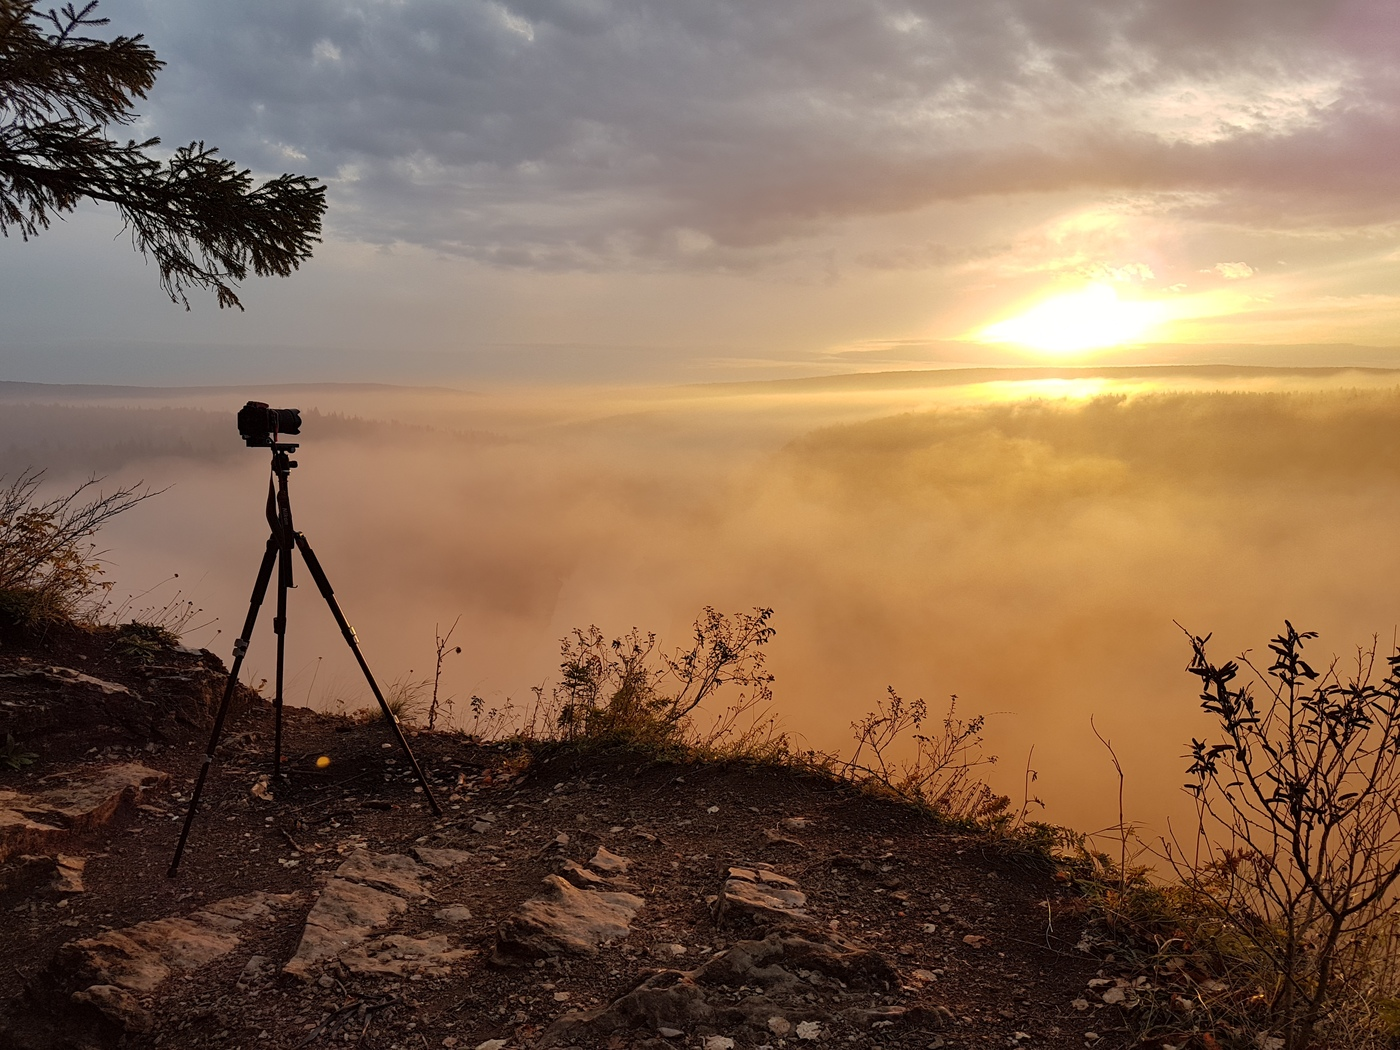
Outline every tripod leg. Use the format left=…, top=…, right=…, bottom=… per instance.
left=272, top=532, right=291, bottom=780
left=169, top=536, right=278, bottom=877
left=293, top=532, right=443, bottom=816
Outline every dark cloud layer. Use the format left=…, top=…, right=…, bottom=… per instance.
left=119, top=0, right=1396, bottom=270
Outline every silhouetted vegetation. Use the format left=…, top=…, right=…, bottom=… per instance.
left=0, top=468, right=154, bottom=624
left=0, top=0, right=325, bottom=307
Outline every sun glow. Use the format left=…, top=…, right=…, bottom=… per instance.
left=977, top=283, right=1169, bottom=355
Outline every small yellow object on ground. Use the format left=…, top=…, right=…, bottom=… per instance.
left=316, top=755, right=331, bottom=769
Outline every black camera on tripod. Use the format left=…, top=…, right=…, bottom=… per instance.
left=237, top=401, right=302, bottom=447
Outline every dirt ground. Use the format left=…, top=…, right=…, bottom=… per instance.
left=0, top=623, right=1139, bottom=1050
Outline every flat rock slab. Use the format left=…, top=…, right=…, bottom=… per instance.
left=0, top=852, right=84, bottom=894
left=557, top=857, right=638, bottom=892
left=414, top=846, right=474, bottom=870
left=340, top=933, right=474, bottom=977
left=51, top=854, right=86, bottom=893
left=334, top=848, right=433, bottom=897
left=588, top=846, right=632, bottom=875
left=283, top=849, right=436, bottom=979
left=716, top=866, right=808, bottom=927
left=0, top=763, right=168, bottom=863
left=540, top=929, right=901, bottom=1047
left=494, top=874, right=644, bottom=964
left=2, top=665, right=132, bottom=696
left=51, top=891, right=297, bottom=1033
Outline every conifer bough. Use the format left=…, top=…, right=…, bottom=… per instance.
left=0, top=0, right=326, bottom=308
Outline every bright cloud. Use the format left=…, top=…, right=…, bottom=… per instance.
left=1214, top=262, right=1256, bottom=279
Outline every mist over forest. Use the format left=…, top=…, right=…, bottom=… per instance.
left=7, top=367, right=1400, bottom=840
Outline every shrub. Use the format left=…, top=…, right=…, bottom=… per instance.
left=1175, top=622, right=1400, bottom=1049
left=1, top=732, right=37, bottom=770
left=549, top=606, right=776, bottom=750
left=840, top=686, right=1006, bottom=823
left=0, top=469, right=155, bottom=625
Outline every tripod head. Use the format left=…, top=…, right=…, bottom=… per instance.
left=270, top=442, right=299, bottom=476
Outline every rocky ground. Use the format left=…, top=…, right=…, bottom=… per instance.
left=0, top=623, right=1157, bottom=1050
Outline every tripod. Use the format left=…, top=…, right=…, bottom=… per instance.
left=169, top=442, right=441, bottom=877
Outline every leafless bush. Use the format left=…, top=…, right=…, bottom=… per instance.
left=426, top=617, right=462, bottom=731
left=1175, top=622, right=1400, bottom=1050
left=0, top=469, right=156, bottom=623
left=839, top=687, right=1006, bottom=824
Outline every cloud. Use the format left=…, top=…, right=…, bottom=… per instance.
left=121, top=0, right=1400, bottom=270
left=1213, top=261, right=1256, bottom=279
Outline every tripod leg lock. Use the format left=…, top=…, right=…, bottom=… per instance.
left=233, top=638, right=249, bottom=658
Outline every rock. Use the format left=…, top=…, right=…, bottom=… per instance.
left=780, top=817, right=813, bottom=831
left=556, top=857, right=639, bottom=892
left=1, top=853, right=69, bottom=894
left=0, top=808, right=63, bottom=870
left=38, top=764, right=168, bottom=831
left=704, top=1037, right=735, bottom=1050
left=435, top=905, right=474, bottom=923
left=539, top=929, right=896, bottom=1047
left=283, top=878, right=409, bottom=978
left=715, top=866, right=808, bottom=927
left=414, top=846, right=474, bottom=869
left=50, top=892, right=296, bottom=1032
left=339, top=933, right=473, bottom=977
left=753, top=867, right=799, bottom=889
left=284, top=849, right=446, bottom=978
left=0, top=763, right=169, bottom=863
left=236, top=955, right=275, bottom=991
left=556, top=858, right=614, bottom=891
left=494, top=874, right=644, bottom=963
left=71, top=984, right=152, bottom=1033
left=588, top=846, right=632, bottom=875
left=763, top=828, right=805, bottom=846
left=333, top=848, right=432, bottom=897
left=32, top=666, right=132, bottom=696
left=51, top=854, right=85, bottom=894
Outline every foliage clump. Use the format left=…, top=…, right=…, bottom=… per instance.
left=0, top=0, right=326, bottom=308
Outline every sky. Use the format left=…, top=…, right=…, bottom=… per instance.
left=5, top=0, right=1400, bottom=383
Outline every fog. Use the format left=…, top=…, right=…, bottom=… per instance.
left=7, top=366, right=1400, bottom=843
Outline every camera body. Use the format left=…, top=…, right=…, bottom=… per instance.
left=237, top=401, right=302, bottom=447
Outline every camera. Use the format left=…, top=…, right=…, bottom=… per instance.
left=237, top=401, right=302, bottom=447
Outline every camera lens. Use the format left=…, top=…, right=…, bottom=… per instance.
left=272, top=408, right=302, bottom=435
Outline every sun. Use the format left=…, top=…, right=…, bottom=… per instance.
left=976, top=282, right=1168, bottom=355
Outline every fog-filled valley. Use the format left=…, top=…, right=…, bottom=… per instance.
left=7, top=367, right=1400, bottom=842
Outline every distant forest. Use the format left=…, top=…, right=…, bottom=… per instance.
left=0, top=404, right=495, bottom=478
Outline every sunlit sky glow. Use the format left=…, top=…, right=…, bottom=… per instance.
left=5, top=0, right=1400, bottom=384
left=977, top=284, right=1172, bottom=354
